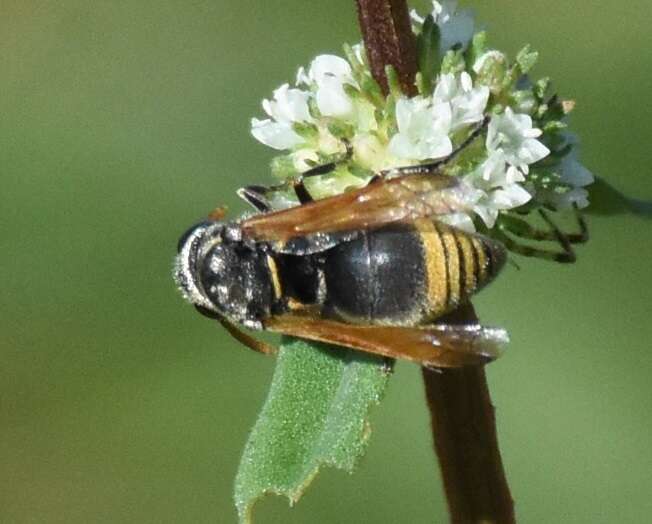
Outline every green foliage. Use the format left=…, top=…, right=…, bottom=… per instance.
left=516, top=44, right=539, bottom=74
left=384, top=65, right=403, bottom=98
left=440, top=49, right=466, bottom=75
left=466, top=31, right=487, bottom=70
left=416, top=15, right=441, bottom=94
left=235, top=338, right=391, bottom=523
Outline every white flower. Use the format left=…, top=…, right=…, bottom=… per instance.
left=560, top=155, right=594, bottom=188
left=461, top=150, right=533, bottom=228
left=471, top=184, right=532, bottom=228
left=263, top=83, right=312, bottom=123
left=438, top=172, right=531, bottom=231
left=388, top=96, right=453, bottom=161
left=251, top=118, right=302, bottom=150
left=551, top=137, right=594, bottom=210
left=297, top=54, right=356, bottom=118
left=553, top=187, right=590, bottom=210
left=486, top=108, right=550, bottom=175
left=489, top=184, right=532, bottom=209
left=479, top=150, right=525, bottom=186
left=251, top=84, right=312, bottom=150
left=298, top=55, right=353, bottom=85
left=412, top=1, right=475, bottom=54
left=433, top=72, right=489, bottom=131
left=558, top=136, right=594, bottom=188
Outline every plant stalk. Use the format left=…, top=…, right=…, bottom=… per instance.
left=355, top=0, right=418, bottom=96
left=354, top=1, right=515, bottom=522
left=423, top=305, right=515, bottom=523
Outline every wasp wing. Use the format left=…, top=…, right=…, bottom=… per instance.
left=263, top=314, right=507, bottom=368
left=241, top=173, right=470, bottom=243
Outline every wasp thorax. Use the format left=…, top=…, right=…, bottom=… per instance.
left=174, top=221, right=273, bottom=329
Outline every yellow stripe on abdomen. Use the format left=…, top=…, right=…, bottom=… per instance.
left=452, top=229, right=478, bottom=298
left=414, top=219, right=449, bottom=318
left=436, top=224, right=461, bottom=308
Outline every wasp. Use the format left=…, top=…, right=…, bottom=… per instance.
left=175, top=122, right=512, bottom=368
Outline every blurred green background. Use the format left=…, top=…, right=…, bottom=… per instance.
left=2, top=1, right=651, bottom=522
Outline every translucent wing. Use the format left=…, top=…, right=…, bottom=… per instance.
left=241, top=173, right=472, bottom=243
left=263, top=314, right=507, bottom=368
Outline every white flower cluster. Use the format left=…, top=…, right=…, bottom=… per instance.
left=250, top=0, right=592, bottom=232
left=389, top=72, right=489, bottom=162
left=252, top=53, right=377, bottom=173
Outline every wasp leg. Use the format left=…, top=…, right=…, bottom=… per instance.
left=193, top=304, right=277, bottom=355
left=237, top=185, right=274, bottom=212
left=501, top=206, right=588, bottom=245
left=291, top=140, right=354, bottom=203
left=218, top=317, right=278, bottom=355
left=238, top=181, right=313, bottom=207
left=538, top=209, right=577, bottom=262
left=569, top=204, right=589, bottom=243
left=381, top=116, right=490, bottom=178
left=494, top=223, right=576, bottom=263
left=292, top=179, right=314, bottom=204
left=239, top=141, right=353, bottom=207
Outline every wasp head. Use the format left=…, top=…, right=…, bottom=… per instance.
left=174, top=221, right=274, bottom=329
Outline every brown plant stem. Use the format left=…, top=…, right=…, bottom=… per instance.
left=354, top=1, right=514, bottom=522
left=355, top=0, right=418, bottom=96
left=423, top=305, right=515, bottom=524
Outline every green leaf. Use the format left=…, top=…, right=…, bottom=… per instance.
left=343, top=42, right=365, bottom=71
left=543, top=120, right=568, bottom=133
left=234, top=337, right=391, bottom=524
left=440, top=49, right=466, bottom=75
left=416, top=15, right=440, bottom=94
left=535, top=77, right=551, bottom=100
left=270, top=155, right=299, bottom=179
left=326, top=118, right=354, bottom=140
left=466, top=31, right=487, bottom=70
left=384, top=65, right=403, bottom=98
left=516, top=44, right=538, bottom=74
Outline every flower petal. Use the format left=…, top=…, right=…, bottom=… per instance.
left=315, top=76, right=353, bottom=117
left=560, top=156, right=595, bottom=187
left=251, top=118, right=303, bottom=150
left=309, top=55, right=353, bottom=83
left=554, top=187, right=590, bottom=210
left=491, top=184, right=532, bottom=209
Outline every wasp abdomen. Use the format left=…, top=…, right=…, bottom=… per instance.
left=416, top=219, right=505, bottom=320
left=323, top=224, right=427, bottom=325
left=322, top=219, right=505, bottom=326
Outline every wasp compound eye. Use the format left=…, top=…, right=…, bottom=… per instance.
left=177, top=220, right=213, bottom=254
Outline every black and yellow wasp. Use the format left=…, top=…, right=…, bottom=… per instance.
left=174, top=121, right=586, bottom=368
